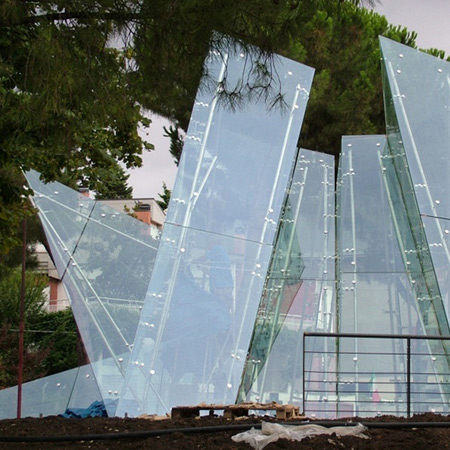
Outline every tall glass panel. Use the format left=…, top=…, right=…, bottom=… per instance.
left=380, top=37, right=450, bottom=331
left=25, top=173, right=159, bottom=415
left=380, top=37, right=450, bottom=219
left=336, top=135, right=423, bottom=417
left=381, top=37, right=450, bottom=410
left=238, top=149, right=335, bottom=410
left=337, top=136, right=420, bottom=334
left=117, top=44, right=314, bottom=416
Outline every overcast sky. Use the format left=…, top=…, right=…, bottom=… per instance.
left=127, top=0, right=450, bottom=199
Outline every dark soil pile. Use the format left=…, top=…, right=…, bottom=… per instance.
left=1, top=413, right=450, bottom=449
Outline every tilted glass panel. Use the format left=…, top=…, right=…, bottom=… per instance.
left=25, top=170, right=96, bottom=276
left=380, top=57, right=450, bottom=338
left=67, top=202, right=158, bottom=358
left=25, top=174, right=159, bottom=416
left=379, top=37, right=450, bottom=219
left=380, top=39, right=450, bottom=407
left=238, top=149, right=335, bottom=405
left=118, top=44, right=314, bottom=416
left=165, top=51, right=314, bottom=246
left=380, top=140, right=450, bottom=408
left=66, top=363, right=104, bottom=410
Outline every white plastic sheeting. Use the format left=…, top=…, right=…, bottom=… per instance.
left=232, top=421, right=368, bottom=450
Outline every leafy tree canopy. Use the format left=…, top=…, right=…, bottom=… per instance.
left=1, top=0, right=446, bottom=254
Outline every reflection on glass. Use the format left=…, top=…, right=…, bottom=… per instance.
left=117, top=45, right=314, bottom=416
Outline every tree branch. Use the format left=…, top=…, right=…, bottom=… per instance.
left=2, top=10, right=142, bottom=27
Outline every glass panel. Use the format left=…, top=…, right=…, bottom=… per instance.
left=380, top=37, right=450, bottom=219
left=0, top=366, right=99, bottom=419
left=165, top=50, right=314, bottom=246
left=380, top=56, right=450, bottom=339
left=238, top=149, right=335, bottom=405
left=337, top=135, right=421, bottom=334
left=118, top=45, right=315, bottom=416
left=0, top=368, right=78, bottom=419
left=334, top=336, right=409, bottom=417
left=410, top=338, right=449, bottom=415
left=379, top=38, right=450, bottom=408
left=67, top=203, right=158, bottom=358
left=304, top=335, right=450, bottom=418
left=66, top=364, right=103, bottom=410
left=335, top=135, right=432, bottom=417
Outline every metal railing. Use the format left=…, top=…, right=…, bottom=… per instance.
left=303, top=332, right=450, bottom=418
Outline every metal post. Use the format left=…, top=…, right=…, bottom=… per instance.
left=302, top=333, right=306, bottom=415
left=17, top=217, right=27, bottom=419
left=407, top=337, right=411, bottom=418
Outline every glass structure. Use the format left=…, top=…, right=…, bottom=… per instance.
left=3, top=36, right=450, bottom=419
left=116, top=45, right=315, bottom=416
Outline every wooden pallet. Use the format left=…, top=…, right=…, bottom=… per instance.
left=171, top=402, right=302, bottom=420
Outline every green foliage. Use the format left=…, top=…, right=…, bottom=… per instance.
left=157, top=182, right=172, bottom=212
left=0, top=268, right=80, bottom=388
left=0, top=4, right=151, bottom=254
left=285, top=4, right=418, bottom=157
left=92, top=166, right=134, bottom=200
left=163, top=126, right=184, bottom=166
left=0, top=213, right=47, bottom=278
left=32, top=309, right=79, bottom=376
left=0, top=269, right=47, bottom=325
left=0, top=0, right=445, bottom=255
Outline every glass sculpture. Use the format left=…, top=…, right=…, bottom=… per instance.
left=3, top=37, right=450, bottom=419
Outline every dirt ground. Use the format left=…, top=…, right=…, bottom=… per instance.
left=1, top=413, right=450, bottom=449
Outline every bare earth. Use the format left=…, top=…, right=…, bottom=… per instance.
left=1, top=413, right=450, bottom=449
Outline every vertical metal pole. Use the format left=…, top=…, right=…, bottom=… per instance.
left=348, top=148, right=359, bottom=416
left=407, top=337, right=411, bottom=418
left=302, top=333, right=306, bottom=415
left=17, top=217, right=27, bottom=419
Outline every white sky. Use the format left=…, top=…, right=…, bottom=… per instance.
left=127, top=0, right=450, bottom=199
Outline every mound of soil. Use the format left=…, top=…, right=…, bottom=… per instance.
left=1, top=413, right=450, bottom=449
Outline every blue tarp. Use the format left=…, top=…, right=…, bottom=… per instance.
left=60, top=400, right=116, bottom=418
